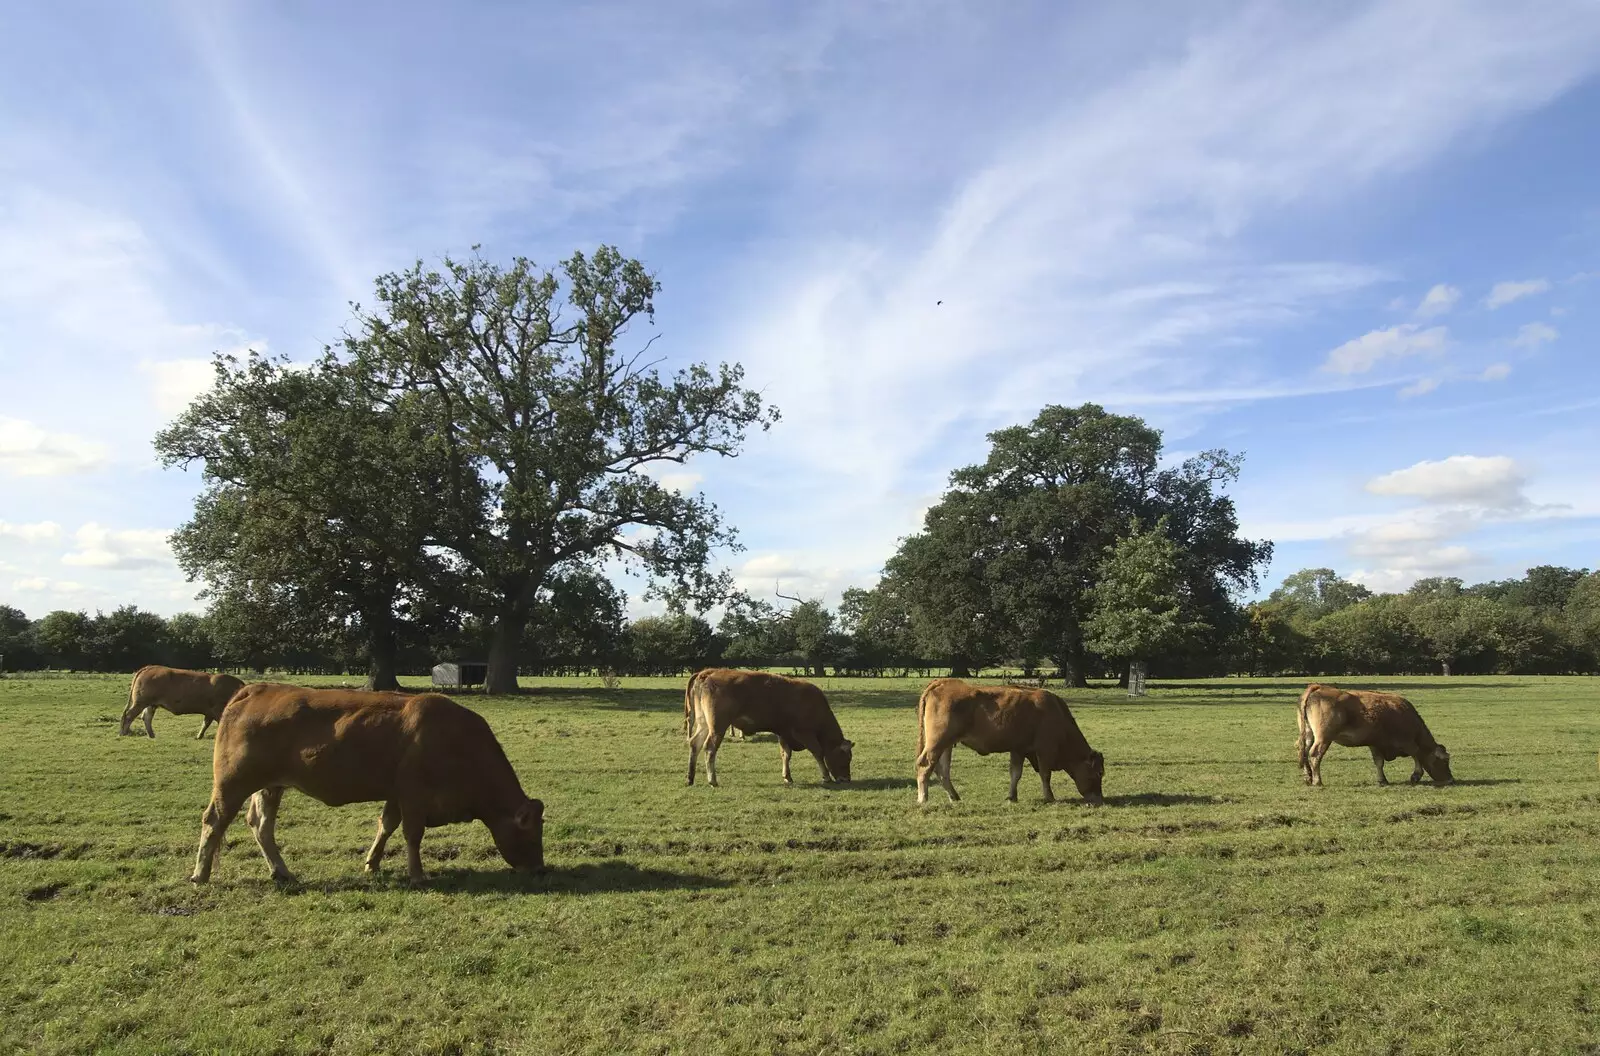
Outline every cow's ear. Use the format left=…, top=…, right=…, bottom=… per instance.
left=516, top=799, right=544, bottom=828
left=842, top=740, right=854, bottom=750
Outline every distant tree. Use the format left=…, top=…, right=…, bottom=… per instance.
left=204, top=582, right=333, bottom=673
left=624, top=614, right=721, bottom=676
left=1513, top=565, right=1589, bottom=610
left=1407, top=576, right=1464, bottom=600
left=1269, top=568, right=1373, bottom=623
left=163, top=612, right=216, bottom=670
left=838, top=584, right=920, bottom=675
left=89, top=605, right=170, bottom=673
left=344, top=247, right=777, bottom=693
left=0, top=604, right=39, bottom=671
left=717, top=597, right=787, bottom=668
left=1083, top=518, right=1209, bottom=687
left=35, top=610, right=92, bottom=670
left=788, top=600, right=834, bottom=677
left=1236, top=599, right=1309, bottom=676
left=1309, top=596, right=1427, bottom=675
left=888, top=404, right=1269, bottom=684
left=1405, top=595, right=1501, bottom=675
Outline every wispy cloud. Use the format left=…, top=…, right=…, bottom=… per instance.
left=1323, top=324, right=1448, bottom=375
left=1486, top=278, right=1550, bottom=308
left=1414, top=283, right=1461, bottom=319
left=1480, top=362, right=1512, bottom=381
left=1398, top=377, right=1441, bottom=399
left=0, top=520, right=62, bottom=543
left=1512, top=321, right=1559, bottom=348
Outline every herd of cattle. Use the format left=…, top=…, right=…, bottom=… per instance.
left=119, top=665, right=1457, bottom=886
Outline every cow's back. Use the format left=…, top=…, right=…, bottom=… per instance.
left=135, top=666, right=247, bottom=717
left=214, top=684, right=414, bottom=807
left=921, top=679, right=1059, bottom=755
left=696, top=669, right=841, bottom=740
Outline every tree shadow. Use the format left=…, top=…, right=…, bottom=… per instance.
left=1101, top=792, right=1228, bottom=807
left=1148, top=680, right=1520, bottom=693
left=273, top=860, right=728, bottom=896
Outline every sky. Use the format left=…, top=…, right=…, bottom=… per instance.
left=2, top=0, right=1598, bottom=620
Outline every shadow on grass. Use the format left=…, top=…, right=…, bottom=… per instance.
left=275, top=860, right=728, bottom=896
left=1442, top=778, right=1523, bottom=787
left=1101, top=792, right=1228, bottom=807
left=1146, top=680, right=1521, bottom=693
left=811, top=777, right=919, bottom=792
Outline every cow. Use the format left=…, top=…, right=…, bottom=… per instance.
left=915, top=678, right=1104, bottom=805
left=190, top=684, right=544, bottom=885
left=120, top=666, right=245, bottom=739
left=1296, top=683, right=1453, bottom=787
left=685, top=668, right=853, bottom=787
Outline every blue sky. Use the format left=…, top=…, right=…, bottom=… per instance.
left=2, top=1, right=1598, bottom=619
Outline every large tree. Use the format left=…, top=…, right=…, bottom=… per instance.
left=344, top=247, right=776, bottom=692
left=888, top=404, right=1270, bottom=684
left=157, top=353, right=458, bottom=690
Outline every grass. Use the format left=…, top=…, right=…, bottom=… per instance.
left=1, top=672, right=1598, bottom=1055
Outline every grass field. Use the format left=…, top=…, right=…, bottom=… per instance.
left=1, top=673, right=1598, bottom=1055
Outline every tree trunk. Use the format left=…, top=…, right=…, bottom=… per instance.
left=364, top=607, right=401, bottom=692
left=949, top=656, right=972, bottom=678
left=485, top=613, right=526, bottom=694
left=1441, top=660, right=1451, bottom=676
left=1061, top=639, right=1089, bottom=688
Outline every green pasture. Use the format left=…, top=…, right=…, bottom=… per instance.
left=1, top=674, right=1597, bottom=1055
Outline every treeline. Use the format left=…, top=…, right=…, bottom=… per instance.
left=8, top=563, right=1597, bottom=678
left=1238, top=566, right=1600, bottom=676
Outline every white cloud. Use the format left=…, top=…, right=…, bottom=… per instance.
left=1365, top=455, right=1528, bottom=509
left=1485, top=278, right=1550, bottom=308
left=731, top=552, right=864, bottom=606
left=0, top=520, right=61, bottom=543
left=0, top=417, right=109, bottom=476
left=139, top=358, right=221, bottom=417
left=1322, top=324, right=1448, bottom=375
left=12, top=576, right=87, bottom=595
left=1479, top=362, right=1512, bottom=381
left=1398, top=377, right=1440, bottom=399
left=1512, top=321, right=1558, bottom=348
left=60, top=523, right=175, bottom=571
left=1414, top=283, right=1460, bottom=318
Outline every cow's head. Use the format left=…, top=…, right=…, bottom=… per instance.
left=825, top=739, right=854, bottom=783
left=1066, top=750, right=1105, bottom=805
left=1419, top=743, right=1454, bottom=785
left=490, top=798, right=545, bottom=872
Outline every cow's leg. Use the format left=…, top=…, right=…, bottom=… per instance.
left=245, top=786, right=293, bottom=881
left=1039, top=768, right=1056, bottom=804
left=195, top=715, right=214, bottom=739
left=143, top=705, right=157, bottom=738
left=686, top=734, right=700, bottom=786
left=938, top=747, right=960, bottom=803
left=1008, top=752, right=1025, bottom=803
left=1408, top=755, right=1426, bottom=784
left=190, top=791, right=245, bottom=883
left=704, top=728, right=725, bottom=788
left=364, top=800, right=402, bottom=873
left=780, top=740, right=794, bottom=784
left=915, top=748, right=934, bottom=805
left=1308, top=738, right=1331, bottom=787
left=1370, top=747, right=1390, bottom=786
left=400, top=804, right=427, bottom=885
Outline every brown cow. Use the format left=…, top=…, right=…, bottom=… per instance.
left=1297, top=683, right=1453, bottom=787
left=685, top=668, right=853, bottom=787
left=915, top=678, right=1104, bottom=805
left=190, top=684, right=544, bottom=885
left=120, top=666, right=245, bottom=739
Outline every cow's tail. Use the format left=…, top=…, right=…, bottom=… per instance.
left=1296, top=683, right=1318, bottom=770
left=684, top=670, right=701, bottom=741
left=914, top=682, right=930, bottom=768
left=120, top=667, right=145, bottom=736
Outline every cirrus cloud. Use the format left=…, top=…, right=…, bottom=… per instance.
left=1322, top=324, right=1448, bottom=375
left=0, top=417, right=109, bottom=476
left=1485, top=278, right=1550, bottom=308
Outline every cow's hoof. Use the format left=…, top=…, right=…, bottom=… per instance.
left=188, top=873, right=208, bottom=885
left=270, top=869, right=295, bottom=884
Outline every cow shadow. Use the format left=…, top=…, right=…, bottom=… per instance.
left=1441, top=778, right=1522, bottom=787
left=272, top=861, right=728, bottom=896
left=1100, top=792, right=1227, bottom=807
left=815, top=777, right=919, bottom=792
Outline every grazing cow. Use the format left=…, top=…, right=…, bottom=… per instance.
left=120, top=666, right=245, bottom=739
left=915, top=678, right=1104, bottom=805
left=1296, top=683, right=1453, bottom=787
left=685, top=668, right=853, bottom=787
left=190, top=684, right=544, bottom=885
